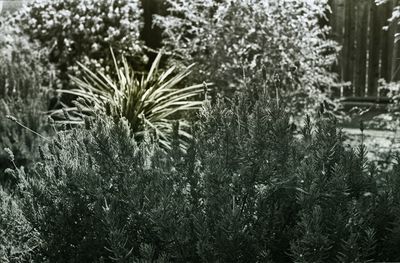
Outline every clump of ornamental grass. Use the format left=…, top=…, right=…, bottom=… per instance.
left=50, top=49, right=208, bottom=150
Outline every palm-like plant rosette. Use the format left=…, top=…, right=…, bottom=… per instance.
left=50, top=49, right=208, bottom=149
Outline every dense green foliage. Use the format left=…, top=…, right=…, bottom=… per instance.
left=0, top=187, right=42, bottom=262
left=0, top=15, right=50, bottom=97
left=4, top=94, right=400, bottom=262
left=376, top=0, right=400, bottom=40
left=2, top=1, right=400, bottom=262
left=15, top=0, right=146, bottom=87
left=155, top=0, right=338, bottom=112
left=0, top=15, right=52, bottom=184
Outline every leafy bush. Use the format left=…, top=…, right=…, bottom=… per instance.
left=50, top=50, right=206, bottom=150
left=154, top=0, right=338, bottom=113
left=0, top=15, right=51, bottom=98
left=370, top=80, right=400, bottom=129
left=191, top=95, right=378, bottom=262
left=376, top=0, right=400, bottom=41
left=15, top=116, right=185, bottom=262
left=11, top=92, right=400, bottom=262
left=15, top=0, right=146, bottom=88
left=0, top=96, right=51, bottom=188
left=0, top=15, right=52, bottom=186
left=0, top=187, right=42, bottom=262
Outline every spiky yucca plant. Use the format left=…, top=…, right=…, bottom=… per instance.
left=51, top=49, right=207, bottom=150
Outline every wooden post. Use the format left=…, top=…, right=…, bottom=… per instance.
left=355, top=0, right=370, bottom=97
left=380, top=1, right=392, bottom=81
left=391, top=0, right=400, bottom=81
left=391, top=32, right=400, bottom=81
left=380, top=0, right=394, bottom=96
left=140, top=0, right=164, bottom=65
left=342, top=0, right=349, bottom=84
left=367, top=0, right=382, bottom=97
left=336, top=0, right=346, bottom=97
left=343, top=0, right=356, bottom=97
